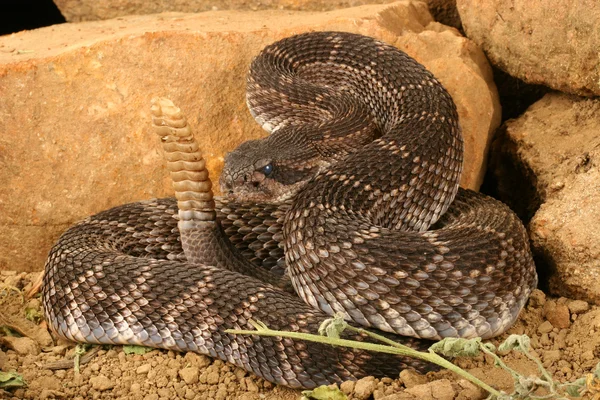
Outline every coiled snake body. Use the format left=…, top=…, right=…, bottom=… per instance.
left=43, top=32, right=537, bottom=389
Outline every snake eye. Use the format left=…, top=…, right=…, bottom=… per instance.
left=260, top=163, right=274, bottom=176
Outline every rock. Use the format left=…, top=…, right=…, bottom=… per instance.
left=179, top=367, right=199, bottom=385
left=543, top=349, right=561, bottom=364
left=456, top=379, right=485, bottom=400
left=0, top=1, right=499, bottom=273
left=353, top=376, right=377, bottom=400
left=379, top=393, right=417, bottom=400
left=543, top=300, right=571, bottom=329
left=0, top=336, right=40, bottom=355
left=136, top=363, right=151, bottom=374
left=490, top=93, right=600, bottom=303
left=568, top=300, right=590, bottom=314
left=206, top=371, right=220, bottom=385
left=339, top=380, right=355, bottom=395
left=183, top=352, right=212, bottom=368
left=399, top=369, right=428, bottom=388
left=130, top=383, right=142, bottom=392
left=457, top=0, right=600, bottom=96
left=527, top=289, right=546, bottom=309
left=405, top=379, right=456, bottom=400
left=30, top=376, right=62, bottom=392
left=40, top=389, right=66, bottom=399
left=89, top=375, right=115, bottom=391
left=53, top=0, right=462, bottom=29
left=537, top=321, right=553, bottom=334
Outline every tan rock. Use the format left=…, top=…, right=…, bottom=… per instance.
left=0, top=336, right=40, bottom=355
left=490, top=93, right=600, bottom=303
left=179, top=367, right=200, bottom=385
left=353, top=376, right=377, bottom=400
left=53, top=0, right=461, bottom=28
left=457, top=0, right=600, bottom=96
left=405, top=379, right=456, bottom=400
left=568, top=300, right=590, bottom=315
left=542, top=300, right=571, bottom=329
left=89, top=375, right=115, bottom=391
left=399, top=369, right=428, bottom=388
left=0, top=1, right=499, bottom=272
left=30, top=376, right=62, bottom=392
left=339, top=380, right=355, bottom=395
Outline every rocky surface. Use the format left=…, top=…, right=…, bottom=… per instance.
left=0, top=1, right=499, bottom=273
left=456, top=0, right=600, bottom=96
left=53, top=0, right=462, bottom=28
left=489, top=93, right=600, bottom=303
left=3, top=271, right=600, bottom=399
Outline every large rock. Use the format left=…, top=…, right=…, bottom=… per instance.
left=457, top=0, right=600, bottom=96
left=0, top=1, right=500, bottom=272
left=490, top=93, right=600, bottom=303
left=53, top=0, right=462, bottom=28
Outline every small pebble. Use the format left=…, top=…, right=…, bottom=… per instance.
left=538, top=321, right=554, bottom=334
left=528, top=289, right=546, bottom=308
left=544, top=349, right=561, bottom=363
left=179, top=367, right=200, bottom=385
left=568, top=300, right=590, bottom=314
left=185, top=388, right=197, bottom=399
left=207, top=371, right=220, bottom=385
left=543, top=301, right=571, bottom=329
left=0, top=336, right=40, bottom=355
left=406, top=379, right=456, bottom=400
left=457, top=379, right=485, bottom=400
left=353, top=376, right=377, bottom=400
left=340, top=380, right=355, bottom=395
left=184, top=352, right=212, bottom=368
left=399, top=369, right=427, bottom=388
left=130, top=383, right=141, bottom=392
left=89, top=375, right=114, bottom=391
left=137, top=363, right=151, bottom=374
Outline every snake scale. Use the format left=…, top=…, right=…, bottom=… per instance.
left=43, top=32, right=537, bottom=389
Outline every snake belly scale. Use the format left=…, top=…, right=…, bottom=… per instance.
left=43, top=31, right=537, bottom=389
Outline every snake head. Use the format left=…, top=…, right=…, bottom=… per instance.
left=220, top=132, right=329, bottom=203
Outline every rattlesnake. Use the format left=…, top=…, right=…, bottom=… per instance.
left=43, top=31, right=537, bottom=389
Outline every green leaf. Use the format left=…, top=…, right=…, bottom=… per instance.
left=497, top=334, right=531, bottom=353
left=318, top=313, right=348, bottom=339
left=123, top=345, right=153, bottom=355
left=593, top=361, right=600, bottom=378
left=0, top=371, right=25, bottom=389
left=24, top=306, right=43, bottom=324
left=301, top=385, right=347, bottom=400
left=429, top=337, right=482, bottom=357
left=564, top=377, right=586, bottom=397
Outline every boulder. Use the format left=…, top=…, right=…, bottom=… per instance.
left=53, top=0, right=462, bottom=28
left=490, top=93, right=600, bottom=303
left=457, top=0, right=600, bottom=96
left=0, top=1, right=500, bottom=272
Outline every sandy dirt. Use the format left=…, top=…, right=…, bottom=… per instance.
left=1, top=270, right=600, bottom=399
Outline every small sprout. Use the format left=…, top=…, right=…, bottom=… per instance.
left=301, top=385, right=347, bottom=400
left=123, top=345, right=153, bottom=355
left=74, top=343, right=92, bottom=374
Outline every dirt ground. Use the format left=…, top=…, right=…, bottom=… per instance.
left=1, top=270, right=600, bottom=399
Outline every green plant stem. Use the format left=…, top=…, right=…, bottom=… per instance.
left=226, top=321, right=502, bottom=397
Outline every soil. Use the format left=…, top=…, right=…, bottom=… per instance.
left=1, top=270, right=600, bottom=399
